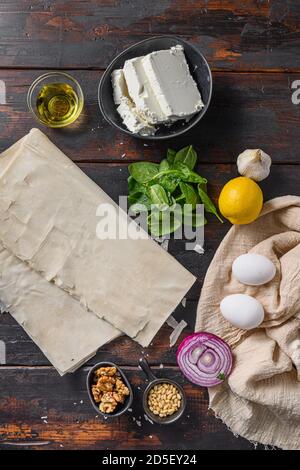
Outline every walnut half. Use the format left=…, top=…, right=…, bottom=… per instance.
left=95, top=366, right=117, bottom=377
left=96, top=376, right=115, bottom=392
left=91, top=385, right=102, bottom=403
left=115, top=378, right=130, bottom=396
left=99, top=392, right=118, bottom=413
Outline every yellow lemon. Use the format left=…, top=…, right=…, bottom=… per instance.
left=218, top=177, right=263, bottom=225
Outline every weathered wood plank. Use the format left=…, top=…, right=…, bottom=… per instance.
left=0, top=162, right=299, bottom=366
left=0, top=300, right=200, bottom=367
left=0, top=0, right=293, bottom=453
left=0, top=366, right=258, bottom=450
left=0, top=70, right=300, bottom=163
left=0, top=1, right=299, bottom=71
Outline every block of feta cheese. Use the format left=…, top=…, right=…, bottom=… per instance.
left=112, top=68, right=157, bottom=135
left=122, top=45, right=203, bottom=125
left=111, top=69, right=129, bottom=105
left=123, top=56, right=166, bottom=125
left=111, top=45, right=203, bottom=135
left=142, top=45, right=204, bottom=121
left=117, top=97, right=156, bottom=136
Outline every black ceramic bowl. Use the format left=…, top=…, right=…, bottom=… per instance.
left=139, top=358, right=186, bottom=425
left=86, top=361, right=133, bottom=418
left=98, top=35, right=212, bottom=140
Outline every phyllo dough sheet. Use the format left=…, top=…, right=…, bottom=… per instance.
left=0, top=242, right=120, bottom=375
left=0, top=129, right=195, bottom=347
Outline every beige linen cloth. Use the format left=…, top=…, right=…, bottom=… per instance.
left=0, top=129, right=195, bottom=374
left=196, top=195, right=300, bottom=450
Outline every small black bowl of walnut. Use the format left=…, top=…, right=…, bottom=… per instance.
left=87, top=361, right=133, bottom=418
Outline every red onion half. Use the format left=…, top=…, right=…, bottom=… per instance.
left=177, top=332, right=233, bottom=387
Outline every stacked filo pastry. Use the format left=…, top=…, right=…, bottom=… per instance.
left=0, top=129, right=195, bottom=374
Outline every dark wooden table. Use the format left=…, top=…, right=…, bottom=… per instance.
left=0, top=0, right=299, bottom=451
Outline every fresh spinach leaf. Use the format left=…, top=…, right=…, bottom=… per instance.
left=130, top=202, right=150, bottom=214
left=182, top=172, right=207, bottom=184
left=198, top=180, right=207, bottom=193
left=148, top=184, right=170, bottom=208
left=174, top=162, right=207, bottom=184
left=174, top=145, right=197, bottom=170
left=184, top=212, right=207, bottom=228
left=198, top=185, right=223, bottom=223
left=175, top=193, right=185, bottom=203
left=128, top=175, right=146, bottom=194
left=128, top=191, right=151, bottom=208
left=148, top=209, right=182, bottom=237
left=167, top=148, right=176, bottom=165
left=127, top=144, right=222, bottom=239
left=128, top=193, right=152, bottom=214
left=128, top=162, right=159, bottom=184
left=159, top=159, right=170, bottom=172
left=158, top=174, right=179, bottom=194
left=179, top=182, right=199, bottom=208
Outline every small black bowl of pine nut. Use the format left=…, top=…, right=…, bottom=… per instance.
left=139, top=358, right=186, bottom=425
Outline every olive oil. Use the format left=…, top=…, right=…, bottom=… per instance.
left=36, top=82, right=82, bottom=127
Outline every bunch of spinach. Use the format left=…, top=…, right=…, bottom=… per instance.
left=127, top=145, right=222, bottom=237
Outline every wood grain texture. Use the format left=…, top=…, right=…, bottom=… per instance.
left=0, top=366, right=260, bottom=450
left=0, top=0, right=298, bottom=452
left=0, top=162, right=299, bottom=366
left=0, top=70, right=300, bottom=163
left=0, top=1, right=299, bottom=71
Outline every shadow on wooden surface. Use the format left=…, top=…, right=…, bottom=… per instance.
left=0, top=70, right=299, bottom=163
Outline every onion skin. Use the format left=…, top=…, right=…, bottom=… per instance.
left=176, top=332, right=233, bottom=387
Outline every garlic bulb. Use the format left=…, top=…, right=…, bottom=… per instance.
left=237, top=149, right=271, bottom=182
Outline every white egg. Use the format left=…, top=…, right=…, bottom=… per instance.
left=232, top=253, right=276, bottom=286
left=220, top=294, right=264, bottom=330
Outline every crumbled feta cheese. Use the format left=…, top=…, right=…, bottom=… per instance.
left=111, top=69, right=129, bottom=105
left=117, top=97, right=156, bottom=136
left=194, top=244, right=205, bottom=254
left=123, top=57, right=166, bottom=124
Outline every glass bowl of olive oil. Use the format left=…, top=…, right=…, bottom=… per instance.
left=27, top=72, right=84, bottom=128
